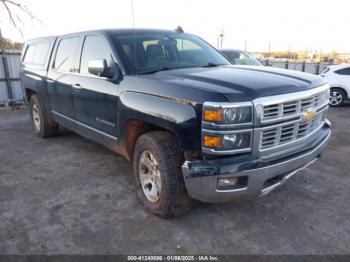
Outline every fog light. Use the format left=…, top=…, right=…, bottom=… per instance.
left=217, top=177, right=239, bottom=187
left=223, top=132, right=251, bottom=149
left=223, top=134, right=240, bottom=147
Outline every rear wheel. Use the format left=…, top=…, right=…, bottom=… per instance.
left=29, top=95, right=59, bottom=137
left=133, top=131, right=192, bottom=217
left=329, top=88, right=346, bottom=107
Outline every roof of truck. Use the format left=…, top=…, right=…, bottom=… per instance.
left=104, top=28, right=184, bottom=35
left=26, top=28, right=185, bottom=42
left=25, top=35, right=58, bottom=44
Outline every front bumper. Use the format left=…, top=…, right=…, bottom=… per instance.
left=182, top=121, right=331, bottom=203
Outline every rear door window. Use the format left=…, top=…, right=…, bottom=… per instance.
left=54, top=37, right=80, bottom=72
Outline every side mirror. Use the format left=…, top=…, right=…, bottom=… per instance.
left=88, top=59, right=123, bottom=82
left=88, top=59, right=108, bottom=77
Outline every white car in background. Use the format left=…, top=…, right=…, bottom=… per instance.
left=320, top=64, right=350, bottom=106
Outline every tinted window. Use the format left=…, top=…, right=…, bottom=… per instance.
left=32, top=43, right=50, bottom=65
left=335, top=67, right=350, bottom=75
left=23, top=42, right=51, bottom=66
left=80, top=35, right=114, bottom=75
left=23, top=45, right=36, bottom=64
left=54, top=37, right=79, bottom=72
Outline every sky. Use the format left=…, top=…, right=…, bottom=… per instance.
left=0, top=0, right=350, bottom=53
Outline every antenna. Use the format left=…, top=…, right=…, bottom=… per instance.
left=175, top=26, right=184, bottom=33
left=130, top=0, right=137, bottom=74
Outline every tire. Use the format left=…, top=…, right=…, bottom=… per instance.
left=29, top=95, right=59, bottom=138
left=133, top=131, right=193, bottom=217
left=329, top=88, right=346, bottom=107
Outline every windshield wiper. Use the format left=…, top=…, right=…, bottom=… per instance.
left=138, top=67, right=171, bottom=75
left=202, top=62, right=222, bottom=68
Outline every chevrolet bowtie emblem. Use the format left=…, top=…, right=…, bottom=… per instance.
left=303, top=110, right=315, bottom=121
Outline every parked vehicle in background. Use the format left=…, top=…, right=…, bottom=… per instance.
left=219, top=49, right=263, bottom=66
left=320, top=64, right=350, bottom=106
left=20, top=29, right=331, bottom=217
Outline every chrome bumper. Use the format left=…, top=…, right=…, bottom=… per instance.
left=182, top=122, right=331, bottom=203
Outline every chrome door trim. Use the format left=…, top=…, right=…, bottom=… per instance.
left=52, top=110, right=118, bottom=142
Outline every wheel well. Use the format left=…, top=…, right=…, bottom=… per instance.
left=124, top=119, right=177, bottom=161
left=25, top=89, right=37, bottom=101
left=330, top=87, right=348, bottom=99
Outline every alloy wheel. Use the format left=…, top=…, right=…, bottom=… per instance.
left=32, top=104, right=41, bottom=131
left=138, top=151, right=162, bottom=203
left=329, top=91, right=343, bottom=106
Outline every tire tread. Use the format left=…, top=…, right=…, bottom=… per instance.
left=133, top=131, right=192, bottom=217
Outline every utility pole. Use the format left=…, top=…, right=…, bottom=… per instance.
left=0, top=28, right=3, bottom=50
left=268, top=41, right=271, bottom=58
left=245, top=40, right=247, bottom=52
left=288, top=45, right=291, bottom=60
left=219, top=29, right=224, bottom=49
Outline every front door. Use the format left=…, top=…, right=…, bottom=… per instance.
left=72, top=34, right=119, bottom=144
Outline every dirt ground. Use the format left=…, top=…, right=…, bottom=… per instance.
left=0, top=106, right=349, bottom=255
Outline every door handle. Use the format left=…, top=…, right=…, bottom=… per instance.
left=72, top=83, right=83, bottom=90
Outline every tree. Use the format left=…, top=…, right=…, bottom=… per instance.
left=0, top=0, right=40, bottom=39
left=0, top=36, right=23, bottom=49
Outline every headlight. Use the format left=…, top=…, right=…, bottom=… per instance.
left=203, top=102, right=252, bottom=125
left=203, top=131, right=252, bottom=151
left=202, top=102, right=253, bottom=155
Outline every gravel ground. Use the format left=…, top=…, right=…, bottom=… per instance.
left=0, top=106, right=349, bottom=255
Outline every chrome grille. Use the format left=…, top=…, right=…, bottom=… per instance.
left=262, top=89, right=329, bottom=122
left=260, top=111, right=324, bottom=149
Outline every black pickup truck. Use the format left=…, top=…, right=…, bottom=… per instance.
left=20, top=29, right=331, bottom=217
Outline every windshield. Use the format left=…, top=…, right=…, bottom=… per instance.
left=111, top=33, right=230, bottom=74
left=221, top=50, right=262, bottom=66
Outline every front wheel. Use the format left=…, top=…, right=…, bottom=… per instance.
left=133, top=131, right=193, bottom=217
left=329, top=88, right=346, bottom=107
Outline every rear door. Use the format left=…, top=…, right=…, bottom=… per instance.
left=46, top=36, right=82, bottom=129
left=72, top=34, right=119, bottom=142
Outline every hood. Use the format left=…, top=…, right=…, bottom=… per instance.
left=148, top=65, right=326, bottom=102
